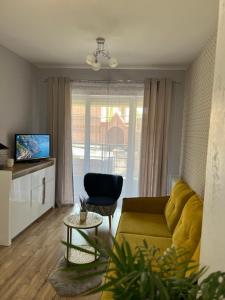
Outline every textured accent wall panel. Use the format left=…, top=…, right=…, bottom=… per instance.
left=180, top=35, right=216, bottom=197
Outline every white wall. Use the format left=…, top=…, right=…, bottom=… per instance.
left=0, top=45, right=38, bottom=155
left=201, top=0, right=225, bottom=273
left=37, top=68, right=185, bottom=190
left=180, top=35, right=216, bottom=196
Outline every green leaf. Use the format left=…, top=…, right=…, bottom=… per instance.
left=62, top=240, right=96, bottom=255
left=61, top=260, right=108, bottom=273
left=124, top=240, right=135, bottom=270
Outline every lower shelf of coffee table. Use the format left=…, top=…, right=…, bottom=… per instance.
left=65, top=245, right=99, bottom=264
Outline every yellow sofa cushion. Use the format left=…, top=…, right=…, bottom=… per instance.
left=118, top=212, right=171, bottom=238
left=117, top=232, right=172, bottom=254
left=101, top=291, right=113, bottom=300
left=122, top=196, right=169, bottom=214
left=165, top=180, right=195, bottom=233
left=186, top=242, right=201, bottom=277
left=191, top=242, right=200, bottom=264
left=172, top=194, right=203, bottom=259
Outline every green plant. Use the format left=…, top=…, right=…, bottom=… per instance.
left=197, top=272, right=225, bottom=300
left=62, top=230, right=225, bottom=300
left=79, top=196, right=87, bottom=212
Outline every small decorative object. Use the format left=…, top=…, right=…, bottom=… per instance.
left=0, top=143, right=9, bottom=167
left=6, top=158, right=14, bottom=168
left=79, top=197, right=88, bottom=223
left=86, top=37, right=118, bottom=71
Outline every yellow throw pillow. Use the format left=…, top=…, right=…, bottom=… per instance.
left=165, top=180, right=195, bottom=233
left=186, top=242, right=201, bottom=277
left=172, top=194, right=203, bottom=259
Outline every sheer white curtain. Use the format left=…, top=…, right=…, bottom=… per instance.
left=71, top=82, right=144, bottom=206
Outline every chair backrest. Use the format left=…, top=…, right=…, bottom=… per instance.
left=84, top=173, right=123, bottom=200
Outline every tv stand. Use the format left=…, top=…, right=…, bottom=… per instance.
left=0, top=159, right=55, bottom=245
left=23, top=160, right=41, bottom=163
left=16, top=158, right=50, bottom=164
left=7, top=159, right=54, bottom=179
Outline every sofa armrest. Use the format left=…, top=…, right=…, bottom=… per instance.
left=122, top=196, right=170, bottom=214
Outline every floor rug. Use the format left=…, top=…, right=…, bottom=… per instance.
left=48, top=256, right=108, bottom=297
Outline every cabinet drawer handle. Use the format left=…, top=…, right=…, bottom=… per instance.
left=42, top=177, right=46, bottom=204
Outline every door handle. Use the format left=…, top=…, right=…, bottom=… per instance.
left=42, top=177, right=46, bottom=204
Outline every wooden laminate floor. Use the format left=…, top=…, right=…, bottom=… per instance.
left=0, top=206, right=120, bottom=300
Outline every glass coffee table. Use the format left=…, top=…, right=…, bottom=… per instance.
left=63, top=212, right=103, bottom=265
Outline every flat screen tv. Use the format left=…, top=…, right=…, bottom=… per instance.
left=15, top=134, right=51, bottom=162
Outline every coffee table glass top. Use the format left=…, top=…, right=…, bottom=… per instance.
left=64, top=212, right=103, bottom=229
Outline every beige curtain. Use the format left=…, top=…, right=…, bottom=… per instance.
left=47, top=77, right=74, bottom=206
left=139, top=79, right=172, bottom=197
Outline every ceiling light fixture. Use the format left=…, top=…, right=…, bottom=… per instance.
left=86, top=37, right=118, bottom=71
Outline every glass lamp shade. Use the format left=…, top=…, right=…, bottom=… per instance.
left=91, top=62, right=101, bottom=71
left=86, top=54, right=96, bottom=66
left=108, top=57, right=118, bottom=68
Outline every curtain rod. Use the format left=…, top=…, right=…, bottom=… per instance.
left=43, top=78, right=181, bottom=85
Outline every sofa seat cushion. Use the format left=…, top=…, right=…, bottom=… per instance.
left=117, top=232, right=172, bottom=254
left=100, top=234, right=172, bottom=300
left=172, top=194, right=203, bottom=259
left=164, top=180, right=195, bottom=233
left=186, top=242, right=201, bottom=277
left=86, top=196, right=116, bottom=206
left=101, top=291, right=113, bottom=300
left=118, top=212, right=171, bottom=238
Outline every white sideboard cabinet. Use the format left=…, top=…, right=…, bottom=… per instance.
left=0, top=159, right=55, bottom=246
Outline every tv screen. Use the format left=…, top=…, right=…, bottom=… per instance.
left=15, top=134, right=50, bottom=161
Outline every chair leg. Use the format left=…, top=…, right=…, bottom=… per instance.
left=108, top=215, right=112, bottom=229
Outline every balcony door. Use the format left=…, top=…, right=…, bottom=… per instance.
left=71, top=82, right=143, bottom=206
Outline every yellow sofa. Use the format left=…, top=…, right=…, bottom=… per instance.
left=101, top=180, right=203, bottom=300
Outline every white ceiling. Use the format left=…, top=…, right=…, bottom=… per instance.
left=0, top=0, right=219, bottom=69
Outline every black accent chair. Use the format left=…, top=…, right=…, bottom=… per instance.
left=84, top=173, right=123, bottom=228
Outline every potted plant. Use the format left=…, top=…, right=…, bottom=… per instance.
left=79, top=197, right=88, bottom=223
left=63, top=230, right=225, bottom=299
